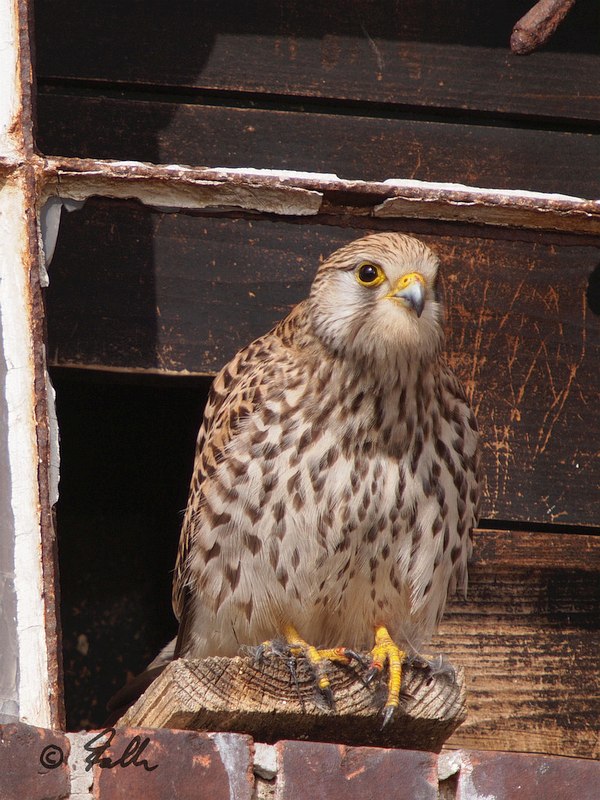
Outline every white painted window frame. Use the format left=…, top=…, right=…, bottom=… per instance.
left=0, top=0, right=58, bottom=727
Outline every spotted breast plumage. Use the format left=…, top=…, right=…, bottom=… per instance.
left=172, top=232, right=481, bottom=720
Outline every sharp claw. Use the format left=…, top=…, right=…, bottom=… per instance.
left=320, top=685, right=335, bottom=708
left=254, top=644, right=267, bottom=664
left=407, top=652, right=456, bottom=682
left=381, top=704, right=397, bottom=728
left=364, top=666, right=381, bottom=685
left=344, top=649, right=369, bottom=668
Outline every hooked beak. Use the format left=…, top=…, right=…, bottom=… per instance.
left=387, top=272, right=426, bottom=317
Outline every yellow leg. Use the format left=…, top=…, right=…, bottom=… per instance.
left=281, top=623, right=333, bottom=699
left=366, top=625, right=406, bottom=726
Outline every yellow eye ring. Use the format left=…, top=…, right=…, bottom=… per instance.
left=355, top=262, right=385, bottom=287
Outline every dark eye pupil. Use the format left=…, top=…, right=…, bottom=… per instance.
left=359, top=264, right=378, bottom=283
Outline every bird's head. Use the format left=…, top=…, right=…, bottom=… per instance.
left=308, top=233, right=444, bottom=370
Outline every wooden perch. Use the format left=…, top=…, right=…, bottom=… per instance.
left=118, top=655, right=466, bottom=751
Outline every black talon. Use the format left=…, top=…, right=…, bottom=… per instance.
left=343, top=649, right=368, bottom=667
left=321, top=685, right=335, bottom=708
left=312, top=682, right=335, bottom=712
left=408, top=653, right=456, bottom=683
left=364, top=666, right=380, bottom=685
left=254, top=644, right=267, bottom=664
left=381, top=704, right=396, bottom=728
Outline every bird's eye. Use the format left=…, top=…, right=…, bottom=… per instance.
left=356, top=262, right=385, bottom=287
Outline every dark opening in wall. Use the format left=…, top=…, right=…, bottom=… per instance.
left=51, top=368, right=211, bottom=729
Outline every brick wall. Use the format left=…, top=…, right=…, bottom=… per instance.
left=1, top=723, right=598, bottom=799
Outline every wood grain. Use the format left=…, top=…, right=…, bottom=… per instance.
left=118, top=656, right=467, bottom=752
left=36, top=94, right=600, bottom=198
left=45, top=201, right=600, bottom=525
left=438, top=528, right=600, bottom=760
left=34, top=1, right=600, bottom=122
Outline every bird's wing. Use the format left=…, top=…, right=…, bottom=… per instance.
left=172, top=303, right=308, bottom=654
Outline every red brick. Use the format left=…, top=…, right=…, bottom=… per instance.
left=456, top=750, right=600, bottom=800
left=92, top=727, right=253, bottom=800
left=0, top=722, right=70, bottom=800
left=276, top=740, right=438, bottom=799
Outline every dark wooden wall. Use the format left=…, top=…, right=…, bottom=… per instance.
left=34, top=1, right=599, bottom=758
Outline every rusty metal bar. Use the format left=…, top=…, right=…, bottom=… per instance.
left=42, top=156, right=600, bottom=236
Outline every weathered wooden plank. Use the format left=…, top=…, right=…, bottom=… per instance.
left=472, top=528, right=600, bottom=572
left=45, top=201, right=600, bottom=524
left=118, top=656, right=467, bottom=752
left=438, top=528, right=600, bottom=760
left=34, top=1, right=600, bottom=122
left=36, top=93, right=600, bottom=197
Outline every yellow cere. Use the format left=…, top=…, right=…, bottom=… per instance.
left=397, top=272, right=425, bottom=290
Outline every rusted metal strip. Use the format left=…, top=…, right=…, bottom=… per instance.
left=42, top=158, right=324, bottom=216
left=43, top=156, right=600, bottom=236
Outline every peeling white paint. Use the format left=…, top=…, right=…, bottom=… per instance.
left=39, top=196, right=86, bottom=271
left=438, top=749, right=462, bottom=781
left=212, top=166, right=341, bottom=182
left=45, top=177, right=323, bottom=217
left=382, top=177, right=597, bottom=205
left=0, top=0, right=21, bottom=158
left=447, top=752, right=497, bottom=800
left=210, top=732, right=252, bottom=800
left=0, top=178, right=51, bottom=727
left=94, top=161, right=341, bottom=182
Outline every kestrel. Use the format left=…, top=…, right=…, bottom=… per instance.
left=170, top=232, right=480, bottom=722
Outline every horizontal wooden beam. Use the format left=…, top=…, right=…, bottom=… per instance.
left=471, top=527, right=600, bottom=571
left=34, top=1, right=600, bottom=123
left=36, top=94, right=600, bottom=200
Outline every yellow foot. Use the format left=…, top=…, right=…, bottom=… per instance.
left=365, top=625, right=406, bottom=727
left=255, top=623, right=365, bottom=708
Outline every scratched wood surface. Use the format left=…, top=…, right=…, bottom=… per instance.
left=45, top=199, right=600, bottom=526
left=34, top=1, right=600, bottom=122
left=438, top=528, right=600, bottom=760
left=36, top=94, right=600, bottom=197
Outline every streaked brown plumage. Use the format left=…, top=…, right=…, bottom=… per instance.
left=169, top=232, right=480, bottom=716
